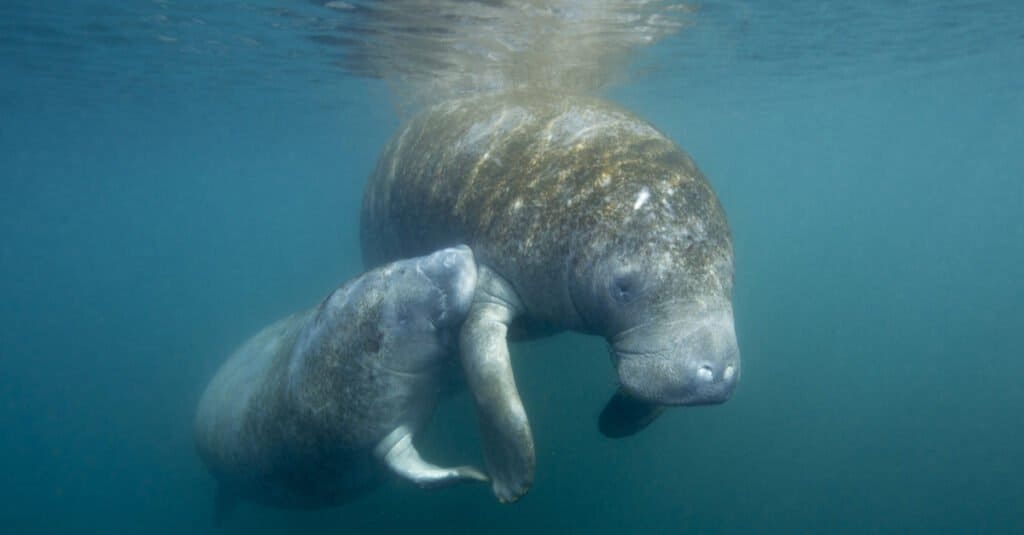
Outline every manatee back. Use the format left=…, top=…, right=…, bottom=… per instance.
left=360, top=93, right=706, bottom=327
left=194, top=311, right=312, bottom=476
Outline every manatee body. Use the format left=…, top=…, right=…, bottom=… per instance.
left=194, top=246, right=484, bottom=513
left=361, top=93, right=740, bottom=502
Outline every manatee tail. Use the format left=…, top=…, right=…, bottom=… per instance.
left=598, top=388, right=666, bottom=438
left=213, top=485, right=238, bottom=527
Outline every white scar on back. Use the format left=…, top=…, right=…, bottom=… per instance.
left=633, top=187, right=650, bottom=210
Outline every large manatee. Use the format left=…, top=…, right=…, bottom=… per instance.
left=361, top=93, right=740, bottom=502
left=194, top=246, right=485, bottom=516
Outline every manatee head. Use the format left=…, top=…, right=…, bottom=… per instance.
left=370, top=245, right=477, bottom=374
left=285, top=245, right=478, bottom=448
left=567, top=166, right=740, bottom=436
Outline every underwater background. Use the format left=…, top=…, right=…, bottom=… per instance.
left=1, top=1, right=1022, bottom=533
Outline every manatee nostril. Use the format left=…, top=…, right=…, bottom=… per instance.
left=697, top=365, right=713, bottom=382
left=723, top=365, right=735, bottom=381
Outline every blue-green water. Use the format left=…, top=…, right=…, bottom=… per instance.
left=2, top=2, right=1022, bottom=533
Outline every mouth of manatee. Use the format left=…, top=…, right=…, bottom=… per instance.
left=598, top=308, right=740, bottom=438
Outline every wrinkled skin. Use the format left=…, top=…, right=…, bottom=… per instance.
left=361, top=93, right=740, bottom=502
left=194, top=247, right=485, bottom=514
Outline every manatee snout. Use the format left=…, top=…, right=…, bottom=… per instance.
left=600, top=309, right=739, bottom=438
left=613, top=307, right=740, bottom=406
left=415, top=245, right=477, bottom=328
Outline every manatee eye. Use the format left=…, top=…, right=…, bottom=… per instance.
left=611, top=274, right=639, bottom=303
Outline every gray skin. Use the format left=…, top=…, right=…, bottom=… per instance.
left=194, top=246, right=485, bottom=513
left=361, top=93, right=740, bottom=503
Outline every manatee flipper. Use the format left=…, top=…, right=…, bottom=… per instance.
left=459, top=266, right=534, bottom=503
left=375, top=425, right=488, bottom=488
left=213, top=485, right=238, bottom=527
left=598, top=388, right=666, bottom=438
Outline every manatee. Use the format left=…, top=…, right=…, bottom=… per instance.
left=194, top=246, right=485, bottom=516
left=361, top=93, right=740, bottom=502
